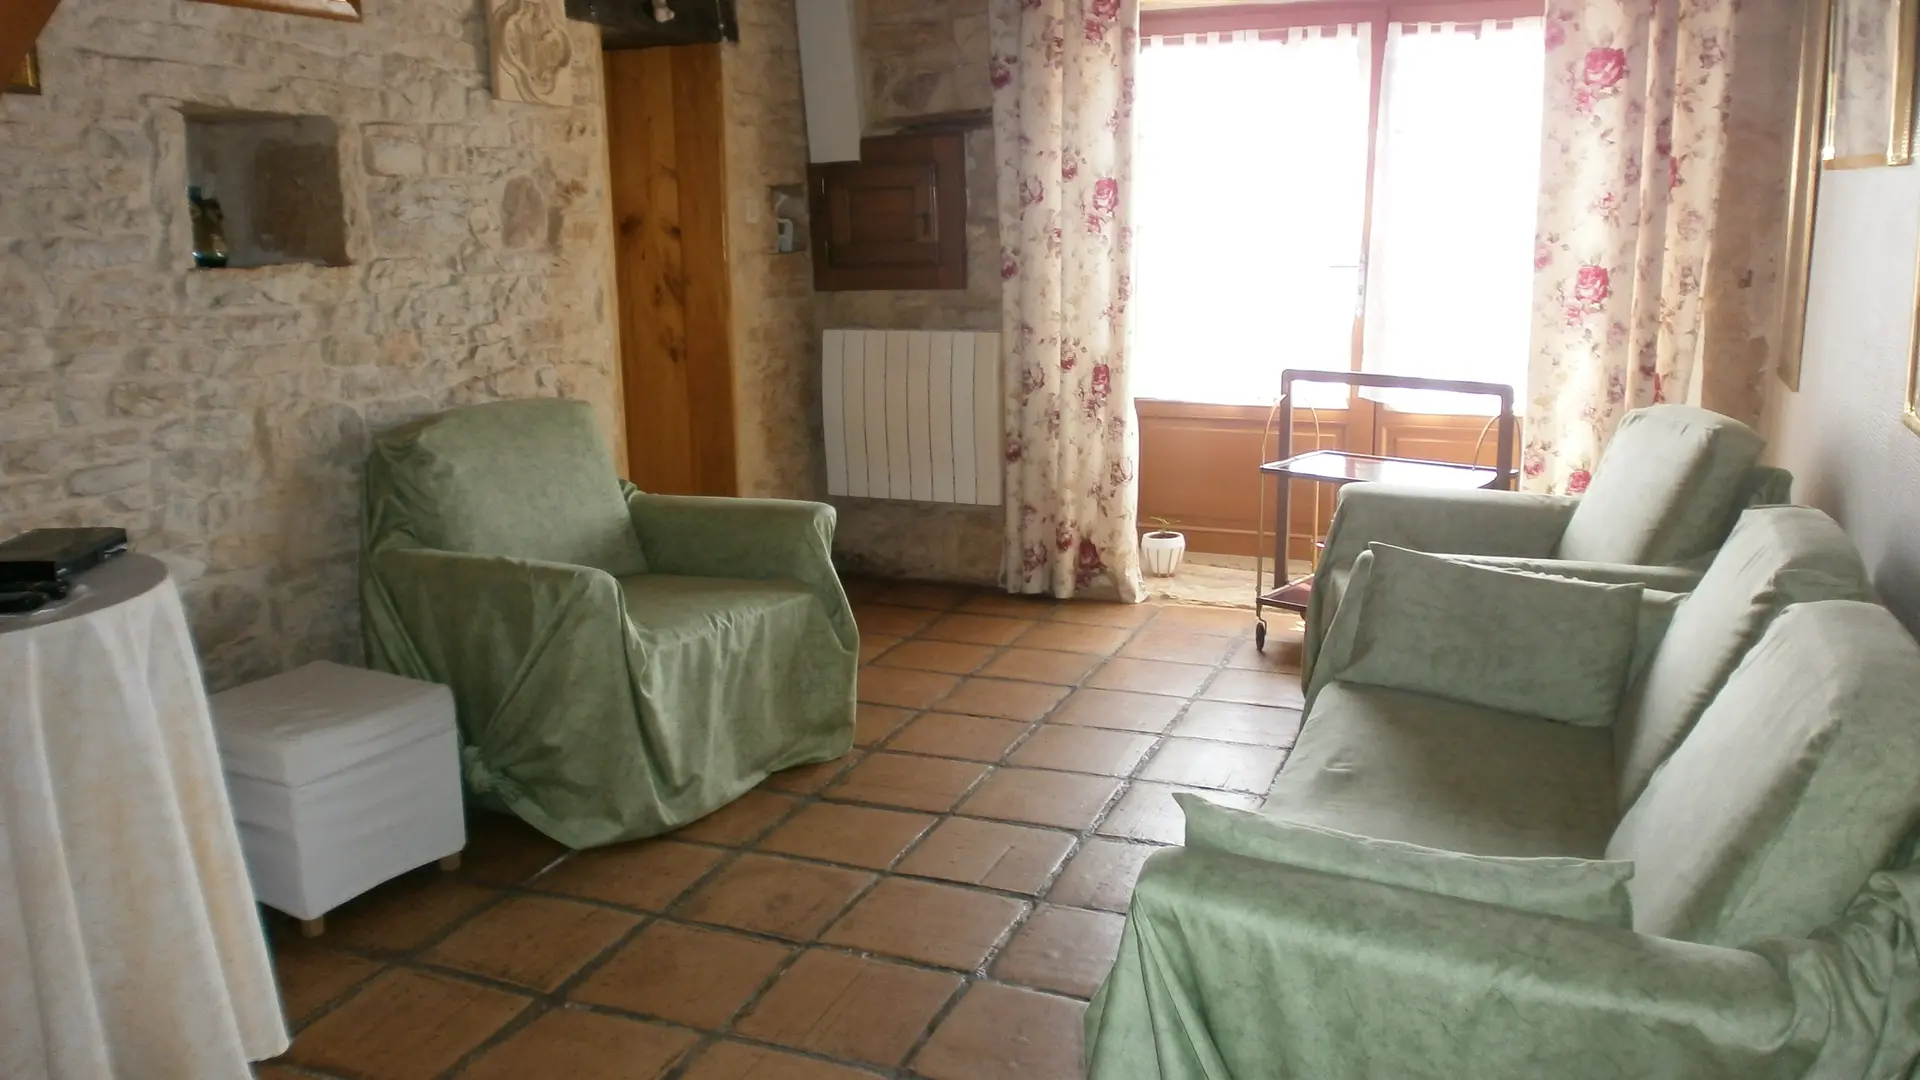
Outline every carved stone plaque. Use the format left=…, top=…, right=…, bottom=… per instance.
left=488, top=0, right=575, bottom=107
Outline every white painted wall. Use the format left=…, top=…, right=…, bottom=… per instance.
left=1762, top=166, right=1920, bottom=632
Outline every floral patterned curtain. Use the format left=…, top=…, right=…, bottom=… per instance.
left=991, top=0, right=1147, bottom=600
left=1526, top=0, right=1782, bottom=493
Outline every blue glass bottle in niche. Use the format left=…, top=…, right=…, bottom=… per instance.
left=188, top=186, right=229, bottom=269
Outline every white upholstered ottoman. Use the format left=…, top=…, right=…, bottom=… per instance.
left=209, top=661, right=465, bottom=936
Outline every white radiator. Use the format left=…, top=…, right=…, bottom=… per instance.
left=822, top=329, right=1003, bottom=505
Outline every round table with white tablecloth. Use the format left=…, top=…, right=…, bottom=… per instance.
left=0, top=554, right=289, bottom=1080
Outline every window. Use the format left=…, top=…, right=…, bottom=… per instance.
left=1133, top=3, right=1545, bottom=414
left=1133, top=26, right=1372, bottom=409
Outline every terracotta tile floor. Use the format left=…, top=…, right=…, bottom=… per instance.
left=261, top=582, right=1304, bottom=1080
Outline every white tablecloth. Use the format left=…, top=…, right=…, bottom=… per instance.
left=0, top=555, right=289, bottom=1079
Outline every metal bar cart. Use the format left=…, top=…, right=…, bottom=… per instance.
left=1254, top=369, right=1517, bottom=651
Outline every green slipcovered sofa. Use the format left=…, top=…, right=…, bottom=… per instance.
left=1302, top=404, right=1792, bottom=681
left=1089, top=506, right=1920, bottom=1078
left=360, top=399, right=858, bottom=849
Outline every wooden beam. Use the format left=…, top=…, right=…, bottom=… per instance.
left=0, top=0, right=60, bottom=92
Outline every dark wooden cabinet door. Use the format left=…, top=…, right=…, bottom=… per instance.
left=811, top=132, right=966, bottom=290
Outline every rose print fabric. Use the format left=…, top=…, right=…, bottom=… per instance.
left=991, top=0, right=1148, bottom=601
left=1526, top=0, right=1738, bottom=493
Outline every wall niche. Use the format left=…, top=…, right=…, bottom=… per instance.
left=183, top=108, right=349, bottom=269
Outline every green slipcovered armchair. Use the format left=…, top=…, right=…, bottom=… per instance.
left=360, top=399, right=857, bottom=848
left=1302, top=404, right=1791, bottom=679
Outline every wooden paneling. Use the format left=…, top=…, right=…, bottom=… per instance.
left=1377, top=415, right=1508, bottom=468
left=1138, top=400, right=1342, bottom=561
left=1138, top=399, right=1517, bottom=562
left=604, top=45, right=737, bottom=496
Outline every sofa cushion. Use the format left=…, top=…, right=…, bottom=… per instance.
left=1607, top=601, right=1920, bottom=946
left=367, top=399, right=648, bottom=576
left=1612, top=506, right=1869, bottom=811
left=1181, top=794, right=1634, bottom=926
left=1267, top=683, right=1618, bottom=858
left=1626, top=590, right=1687, bottom=686
left=618, top=572, right=814, bottom=632
left=1337, top=544, right=1643, bottom=727
left=1554, top=405, right=1764, bottom=566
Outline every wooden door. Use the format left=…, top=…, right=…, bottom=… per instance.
left=604, top=45, right=737, bottom=496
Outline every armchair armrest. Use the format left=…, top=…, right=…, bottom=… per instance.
left=363, top=548, right=630, bottom=805
left=626, top=487, right=835, bottom=584
left=624, top=487, right=854, bottom=648
left=1305, top=486, right=1579, bottom=676
left=1318, top=484, right=1580, bottom=570
left=1087, top=848, right=1810, bottom=1080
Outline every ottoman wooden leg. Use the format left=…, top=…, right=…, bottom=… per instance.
left=299, top=917, right=326, bottom=939
left=438, top=853, right=463, bottom=872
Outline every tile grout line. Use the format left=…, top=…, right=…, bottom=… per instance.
left=286, top=587, right=921, bottom=1073
left=744, top=587, right=1154, bottom=1074
left=851, top=587, right=1304, bottom=1068
left=274, top=584, right=1302, bottom=1080
left=857, top=590, right=1173, bottom=1069
left=855, top=586, right=1149, bottom=1077
left=290, top=814, right=761, bottom=1073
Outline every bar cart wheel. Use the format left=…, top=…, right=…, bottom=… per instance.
left=1254, top=618, right=1267, bottom=652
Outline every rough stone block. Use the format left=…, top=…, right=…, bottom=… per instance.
left=110, top=377, right=193, bottom=419
left=67, top=459, right=150, bottom=497
left=364, top=135, right=427, bottom=177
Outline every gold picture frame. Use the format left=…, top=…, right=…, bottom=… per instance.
left=1908, top=249, right=1920, bottom=435
left=6, top=49, right=41, bottom=95
left=1778, top=0, right=1832, bottom=389
left=1907, top=325, right=1920, bottom=437
left=191, top=0, right=362, bottom=20
left=1824, top=0, right=1918, bottom=168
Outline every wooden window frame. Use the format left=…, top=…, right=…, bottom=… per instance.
left=1141, top=0, right=1542, bottom=38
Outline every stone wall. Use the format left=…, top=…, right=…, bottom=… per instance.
left=0, top=0, right=619, bottom=689
left=817, top=0, right=1005, bottom=585
left=861, top=0, right=992, bottom=125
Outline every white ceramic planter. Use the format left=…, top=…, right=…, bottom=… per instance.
left=1141, top=530, right=1186, bottom=577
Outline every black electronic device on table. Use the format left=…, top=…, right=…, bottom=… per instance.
left=0, top=528, right=130, bottom=613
